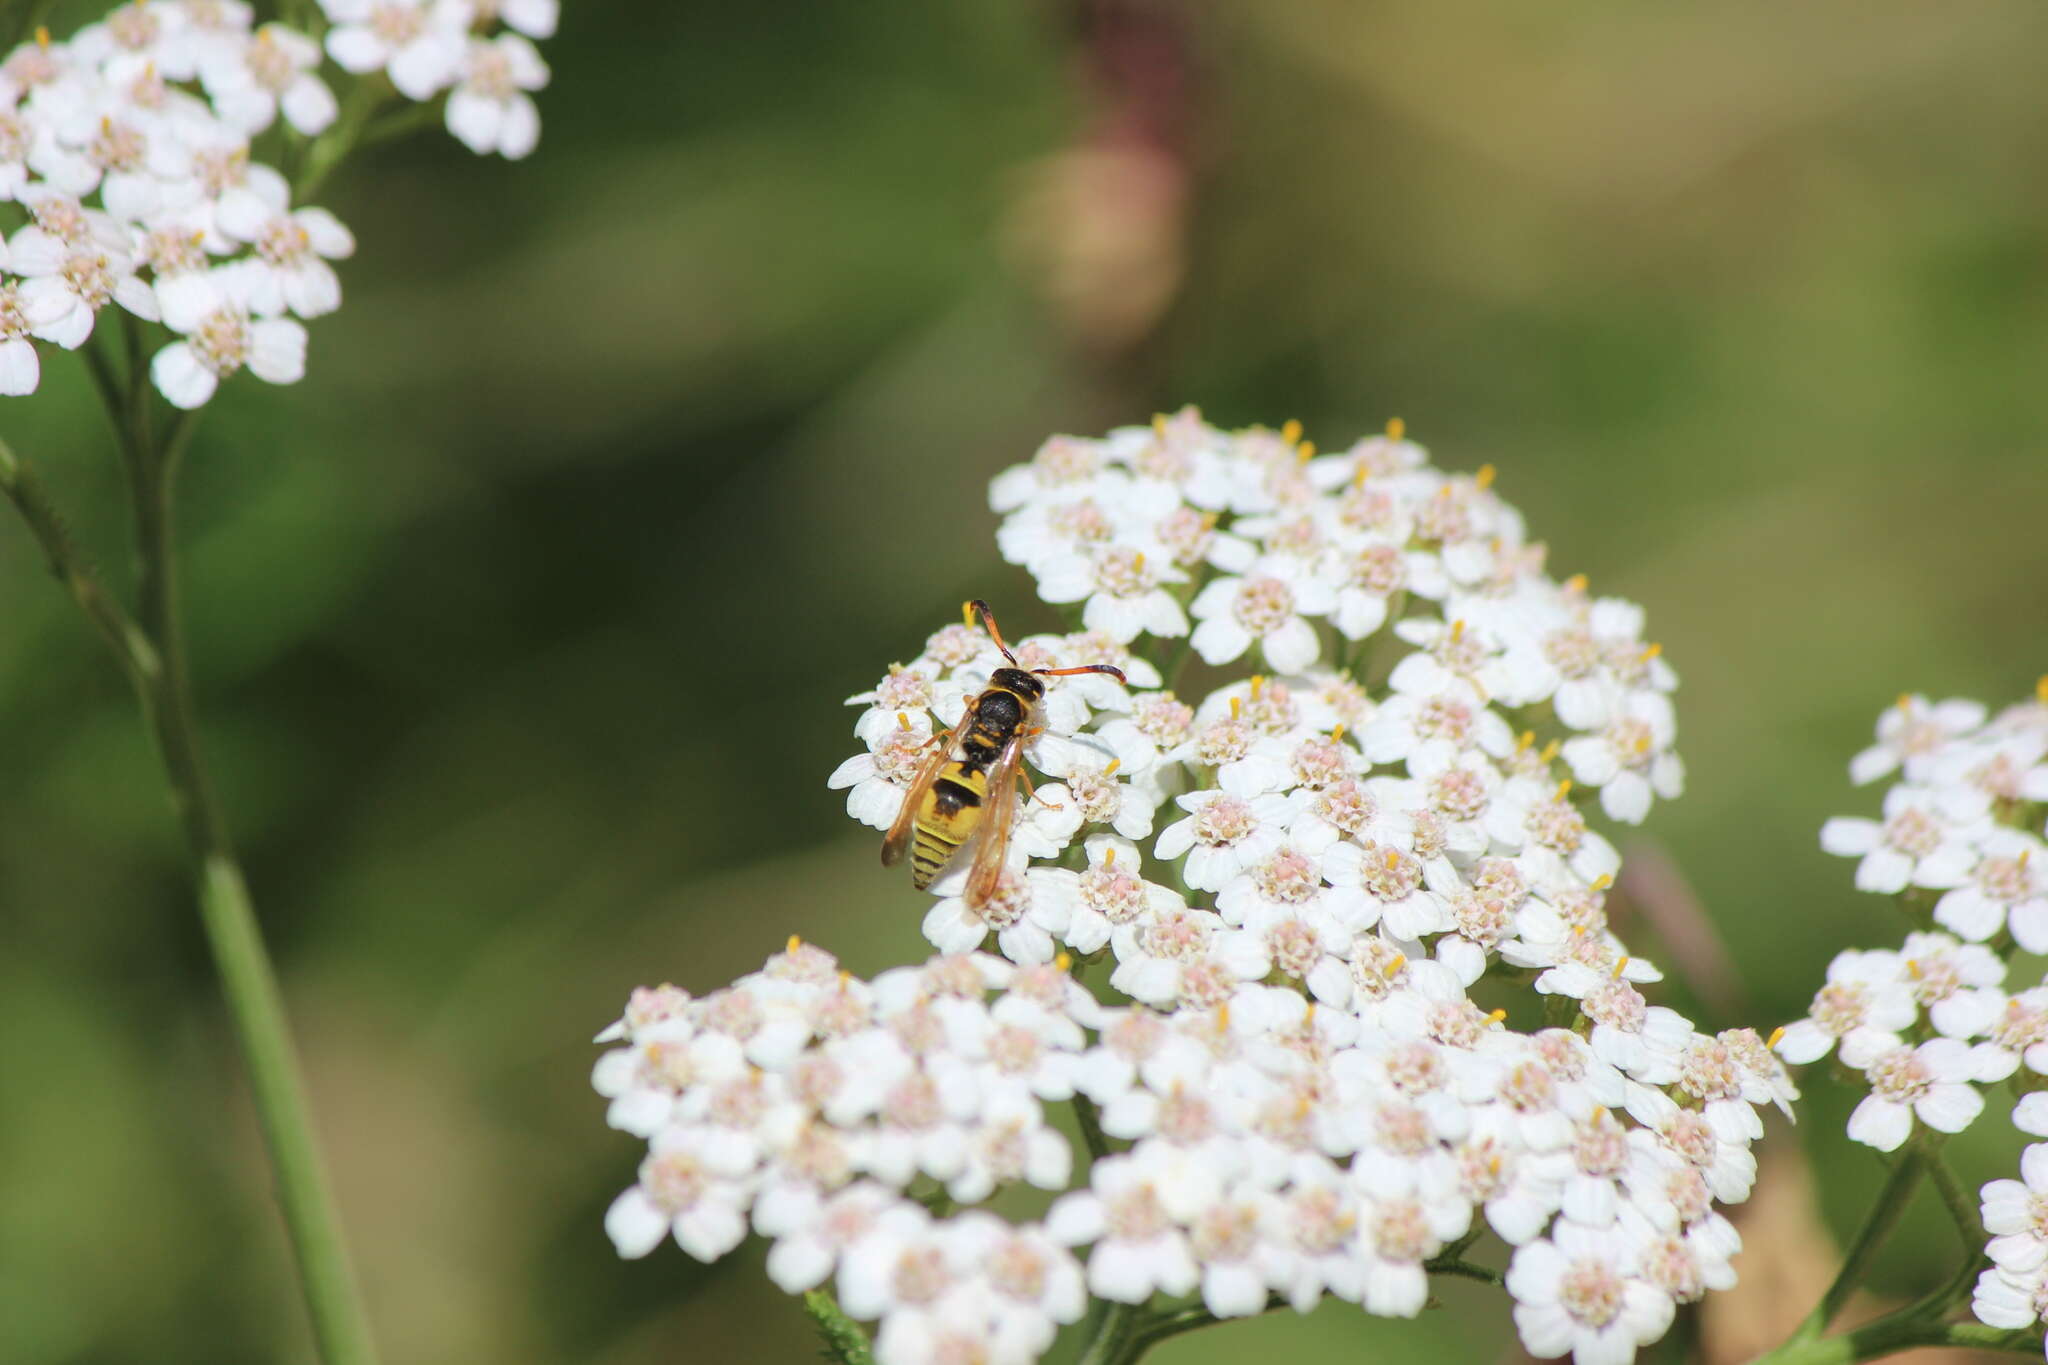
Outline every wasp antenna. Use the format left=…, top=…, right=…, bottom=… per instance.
left=1036, top=664, right=1127, bottom=684
left=967, top=599, right=1019, bottom=666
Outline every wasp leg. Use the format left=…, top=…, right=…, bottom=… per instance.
left=1016, top=728, right=1064, bottom=810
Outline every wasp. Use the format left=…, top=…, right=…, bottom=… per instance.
left=882, top=601, right=1126, bottom=906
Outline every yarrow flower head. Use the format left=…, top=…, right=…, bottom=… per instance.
left=0, top=0, right=554, bottom=405
left=604, top=414, right=1798, bottom=1365
left=1774, top=680, right=2048, bottom=1349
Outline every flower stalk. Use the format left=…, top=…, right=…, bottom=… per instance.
left=2, top=369, right=380, bottom=1364
left=1794, top=1146, right=1928, bottom=1343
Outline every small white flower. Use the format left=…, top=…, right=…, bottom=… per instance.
left=1844, top=1037, right=1990, bottom=1152
left=322, top=0, right=467, bottom=99
left=0, top=281, right=44, bottom=395
left=1851, top=694, right=1989, bottom=786
left=923, top=863, right=1074, bottom=965
left=826, top=715, right=936, bottom=830
left=1819, top=783, right=1989, bottom=894
left=1508, top=1220, right=1674, bottom=1365
left=1047, top=1150, right=1201, bottom=1303
left=1154, top=789, right=1292, bottom=892
left=445, top=32, right=548, bottom=159
left=1934, top=827, right=2048, bottom=947
left=201, top=23, right=338, bottom=135
left=1775, top=948, right=1916, bottom=1066
left=1187, top=558, right=1335, bottom=673
left=458, top=0, right=560, bottom=39
left=1558, top=691, right=1683, bottom=825
left=1973, top=1262, right=2048, bottom=1332
left=217, top=203, right=354, bottom=318
left=150, top=269, right=306, bottom=408
left=604, top=1127, right=754, bottom=1262
left=1981, top=1144, right=2048, bottom=1275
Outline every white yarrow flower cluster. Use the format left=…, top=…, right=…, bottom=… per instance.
left=1789, top=682, right=2048, bottom=1340
left=601, top=414, right=1792, bottom=1365
left=1781, top=685, right=2048, bottom=1155
left=593, top=944, right=1095, bottom=1360
left=0, top=0, right=553, bottom=405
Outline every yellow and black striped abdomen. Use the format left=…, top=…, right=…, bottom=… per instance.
left=909, top=770, right=987, bottom=888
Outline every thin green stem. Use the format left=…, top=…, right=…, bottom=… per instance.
left=127, top=420, right=376, bottom=1364
left=1122, top=1295, right=1287, bottom=1357
left=1072, top=1092, right=1111, bottom=1163
left=0, top=436, right=161, bottom=691
left=1750, top=1308, right=2042, bottom=1364
left=802, top=1288, right=874, bottom=1365
left=1425, top=1254, right=1503, bottom=1287
left=13, top=344, right=382, bottom=1361
left=294, top=78, right=388, bottom=200
left=1928, top=1150, right=1987, bottom=1251
left=1074, top=1300, right=1142, bottom=1365
left=200, top=857, right=378, bottom=1364
left=1794, top=1146, right=1928, bottom=1342
left=1104, top=1259, right=1502, bottom=1364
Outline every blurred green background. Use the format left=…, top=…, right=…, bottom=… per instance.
left=3, top=0, right=2047, bottom=1361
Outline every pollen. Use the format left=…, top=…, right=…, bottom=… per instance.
left=1450, top=618, right=1466, bottom=643
left=786, top=934, right=802, bottom=953
left=1250, top=675, right=1266, bottom=699
left=960, top=601, right=975, bottom=627
left=1386, top=417, right=1405, bottom=441
left=1281, top=419, right=1303, bottom=445
left=896, top=712, right=911, bottom=730
left=1612, top=955, right=1628, bottom=979
left=2037, top=675, right=2048, bottom=704
left=1565, top=573, right=1588, bottom=593
left=1296, top=441, right=1315, bottom=463
left=1642, top=643, right=1662, bottom=661
left=1384, top=954, right=1407, bottom=976
left=1767, top=1025, right=1787, bottom=1050
left=1555, top=779, right=1573, bottom=800
left=1486, top=1008, right=1507, bottom=1024
left=1476, top=464, right=1496, bottom=490
left=1329, top=723, right=1345, bottom=743
left=1103, top=847, right=1116, bottom=866
left=1540, top=740, right=1561, bottom=764
left=1229, top=696, right=1242, bottom=721
left=35, top=25, right=50, bottom=46
left=1591, top=874, right=1614, bottom=891
left=1102, top=758, right=1121, bottom=777
left=1055, top=952, right=1071, bottom=972
left=1352, top=463, right=1370, bottom=488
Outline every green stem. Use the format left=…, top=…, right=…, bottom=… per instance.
left=1928, top=1150, right=1987, bottom=1251
left=1121, top=1295, right=1287, bottom=1358
left=802, top=1288, right=874, bottom=1365
left=1074, top=1301, right=1142, bottom=1365
left=1750, top=1310, right=2041, bottom=1364
left=1072, top=1092, right=1112, bottom=1162
left=0, top=437, right=161, bottom=691
left=126, top=420, right=376, bottom=1364
left=200, top=857, right=378, bottom=1363
left=1794, top=1146, right=1928, bottom=1342
left=294, top=78, right=388, bottom=200
left=1101, top=1258, right=1502, bottom=1365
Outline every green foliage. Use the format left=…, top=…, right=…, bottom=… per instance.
left=3, top=3, right=2047, bottom=1363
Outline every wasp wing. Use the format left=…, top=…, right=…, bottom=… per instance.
left=880, top=710, right=971, bottom=868
left=964, top=728, right=1027, bottom=909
